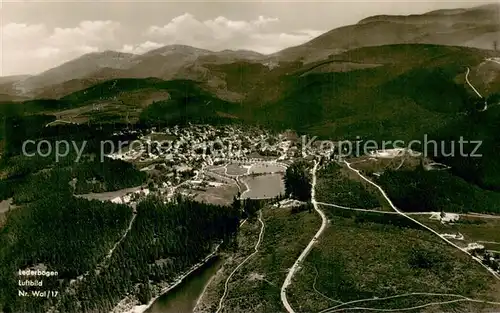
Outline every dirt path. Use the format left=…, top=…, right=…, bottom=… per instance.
left=98, top=213, right=136, bottom=273
left=320, top=291, right=500, bottom=313
left=215, top=210, right=265, bottom=313
left=344, top=160, right=500, bottom=280
left=316, top=201, right=397, bottom=214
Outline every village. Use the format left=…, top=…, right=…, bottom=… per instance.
left=76, top=123, right=500, bottom=302
left=101, top=124, right=302, bottom=206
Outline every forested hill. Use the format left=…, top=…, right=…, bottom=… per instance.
left=0, top=196, right=240, bottom=313
left=2, top=44, right=500, bottom=193
left=0, top=102, right=241, bottom=313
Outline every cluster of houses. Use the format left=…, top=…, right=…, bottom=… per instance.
left=104, top=125, right=306, bottom=202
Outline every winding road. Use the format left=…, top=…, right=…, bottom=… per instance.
left=465, top=66, right=488, bottom=112
left=486, top=57, right=500, bottom=66
left=344, top=160, right=500, bottom=280
left=280, top=160, right=328, bottom=313
left=215, top=210, right=265, bottom=313
left=465, top=67, right=484, bottom=99
left=275, top=159, right=500, bottom=313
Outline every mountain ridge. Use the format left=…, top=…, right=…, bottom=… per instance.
left=2, top=43, right=500, bottom=192
left=3, top=3, right=500, bottom=99
left=274, top=3, right=500, bottom=63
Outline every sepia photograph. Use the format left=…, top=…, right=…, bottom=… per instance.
left=1, top=1, right=500, bottom=313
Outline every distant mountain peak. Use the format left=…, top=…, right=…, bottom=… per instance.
left=143, top=44, right=214, bottom=56
left=79, top=50, right=137, bottom=59
left=273, top=2, right=500, bottom=64
left=422, top=8, right=468, bottom=16
left=357, top=3, right=499, bottom=24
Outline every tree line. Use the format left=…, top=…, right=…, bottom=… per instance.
left=377, top=168, right=500, bottom=213
left=283, top=160, right=312, bottom=201
left=54, top=196, right=240, bottom=313
left=0, top=194, right=240, bottom=313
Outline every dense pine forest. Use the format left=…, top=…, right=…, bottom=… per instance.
left=54, top=196, right=239, bottom=313
left=0, top=113, right=148, bottom=204
left=377, top=168, right=500, bottom=213
left=0, top=109, right=241, bottom=313
left=0, top=195, right=133, bottom=313
left=0, top=195, right=240, bottom=313
left=283, top=160, right=312, bottom=201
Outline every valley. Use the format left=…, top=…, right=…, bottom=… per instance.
left=2, top=2, right=500, bottom=313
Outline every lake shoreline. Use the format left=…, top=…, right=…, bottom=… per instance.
left=111, top=243, right=222, bottom=313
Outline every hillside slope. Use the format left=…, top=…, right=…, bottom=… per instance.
left=273, top=4, right=500, bottom=63
left=256, top=44, right=499, bottom=135
left=9, top=45, right=267, bottom=99
left=3, top=44, right=500, bottom=190
left=251, top=44, right=500, bottom=190
left=5, top=4, right=499, bottom=99
left=18, top=51, right=139, bottom=94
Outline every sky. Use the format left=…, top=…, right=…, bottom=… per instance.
left=0, top=0, right=494, bottom=76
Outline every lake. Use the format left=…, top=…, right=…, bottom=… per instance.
left=145, top=257, right=222, bottom=313
left=249, top=163, right=286, bottom=174
left=241, top=173, right=285, bottom=199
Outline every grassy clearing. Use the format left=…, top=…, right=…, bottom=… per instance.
left=287, top=206, right=500, bottom=313
left=316, top=162, right=381, bottom=209
left=413, top=215, right=500, bottom=245
left=192, top=184, right=239, bottom=206
left=226, top=164, right=248, bottom=176
left=208, top=166, right=229, bottom=176
left=196, top=206, right=320, bottom=313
